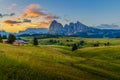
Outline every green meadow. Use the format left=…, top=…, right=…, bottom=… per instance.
left=23, top=37, right=120, bottom=46
left=0, top=37, right=120, bottom=80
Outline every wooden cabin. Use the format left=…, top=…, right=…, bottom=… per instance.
left=2, top=39, right=8, bottom=44
left=13, top=40, right=28, bottom=46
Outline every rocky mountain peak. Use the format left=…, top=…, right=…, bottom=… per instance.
left=49, top=20, right=64, bottom=35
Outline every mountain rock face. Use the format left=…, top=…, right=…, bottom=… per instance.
left=48, top=20, right=120, bottom=38
left=49, top=20, right=64, bottom=35
left=64, top=21, right=91, bottom=35
left=49, top=20, right=98, bottom=36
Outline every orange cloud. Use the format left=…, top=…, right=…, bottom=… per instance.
left=0, top=4, right=60, bottom=33
left=44, top=14, right=59, bottom=21
left=39, top=21, right=50, bottom=28
left=1, top=22, right=38, bottom=33
left=3, top=20, right=21, bottom=26
left=44, top=15, right=54, bottom=21
left=22, top=4, right=45, bottom=18
left=1, top=20, right=51, bottom=32
left=22, top=4, right=59, bottom=20
left=16, top=18, right=21, bottom=20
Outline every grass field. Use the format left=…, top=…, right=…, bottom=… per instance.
left=21, top=37, right=120, bottom=47
left=0, top=37, right=120, bottom=80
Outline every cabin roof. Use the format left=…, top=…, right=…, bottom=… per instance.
left=15, top=40, right=28, bottom=43
left=2, top=39, right=8, bottom=41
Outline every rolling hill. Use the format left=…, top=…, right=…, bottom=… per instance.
left=0, top=43, right=120, bottom=80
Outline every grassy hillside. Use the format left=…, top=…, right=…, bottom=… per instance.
left=21, top=37, right=120, bottom=47
left=0, top=43, right=120, bottom=80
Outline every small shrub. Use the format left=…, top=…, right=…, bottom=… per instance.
left=104, top=42, right=110, bottom=46
left=93, top=43, right=99, bottom=47
left=72, top=44, right=78, bottom=51
left=107, top=42, right=110, bottom=46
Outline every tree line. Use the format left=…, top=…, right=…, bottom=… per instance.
left=0, top=34, right=16, bottom=44
left=0, top=33, right=39, bottom=46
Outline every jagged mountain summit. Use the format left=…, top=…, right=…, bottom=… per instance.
left=49, top=20, right=99, bottom=35
left=63, top=21, right=94, bottom=35
left=48, top=20, right=120, bottom=38
left=49, top=20, right=64, bottom=35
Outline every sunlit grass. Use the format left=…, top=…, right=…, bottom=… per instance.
left=0, top=43, right=120, bottom=80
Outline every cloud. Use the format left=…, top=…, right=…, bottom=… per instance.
left=22, top=4, right=46, bottom=18
left=22, top=4, right=60, bottom=21
left=10, top=13, right=15, bottom=16
left=3, top=13, right=15, bottom=16
left=3, top=20, right=21, bottom=26
left=44, top=15, right=60, bottom=21
left=3, top=18, right=32, bottom=26
left=0, top=13, right=15, bottom=18
left=38, top=21, right=50, bottom=28
left=0, top=13, right=2, bottom=18
left=23, top=19, right=31, bottom=23
left=0, top=4, right=60, bottom=33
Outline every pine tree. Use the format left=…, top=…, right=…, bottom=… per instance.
left=107, top=42, right=110, bottom=46
left=8, top=34, right=16, bottom=44
left=2, top=35, right=7, bottom=39
left=0, top=35, right=2, bottom=42
left=72, top=44, right=78, bottom=51
left=33, top=37, right=38, bottom=46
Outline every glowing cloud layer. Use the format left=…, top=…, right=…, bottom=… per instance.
left=1, top=4, right=60, bottom=33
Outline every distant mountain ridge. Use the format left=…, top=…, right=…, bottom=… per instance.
left=16, top=28, right=49, bottom=36
left=96, top=24, right=120, bottom=30
left=16, top=20, right=120, bottom=38
left=2, top=20, right=120, bottom=38
left=0, top=30, right=9, bottom=36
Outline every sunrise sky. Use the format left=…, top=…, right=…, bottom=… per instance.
left=1, top=0, right=120, bottom=32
